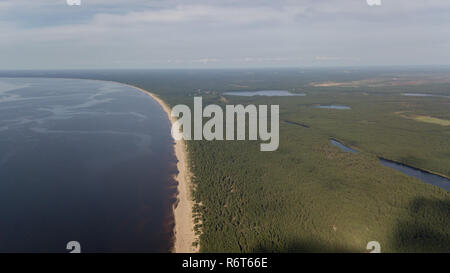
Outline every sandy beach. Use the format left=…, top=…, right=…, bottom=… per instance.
left=126, top=84, right=199, bottom=253
left=50, top=78, right=199, bottom=252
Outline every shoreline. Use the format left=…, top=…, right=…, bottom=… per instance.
left=127, top=84, right=199, bottom=253
left=0, top=76, right=199, bottom=252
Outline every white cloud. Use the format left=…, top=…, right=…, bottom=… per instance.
left=1, top=0, right=450, bottom=68
left=91, top=5, right=306, bottom=25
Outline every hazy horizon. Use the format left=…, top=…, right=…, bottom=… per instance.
left=1, top=0, right=450, bottom=69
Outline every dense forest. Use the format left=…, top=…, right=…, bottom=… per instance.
left=2, top=68, right=449, bottom=252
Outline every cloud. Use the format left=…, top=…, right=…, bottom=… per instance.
left=314, top=56, right=361, bottom=62
left=90, top=5, right=307, bottom=26
left=0, top=0, right=450, bottom=68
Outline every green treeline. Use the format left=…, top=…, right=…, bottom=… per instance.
left=49, top=68, right=450, bottom=252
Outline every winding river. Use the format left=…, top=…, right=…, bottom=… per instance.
left=330, top=139, right=450, bottom=191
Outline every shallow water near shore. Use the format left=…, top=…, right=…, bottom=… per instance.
left=0, top=78, right=177, bottom=252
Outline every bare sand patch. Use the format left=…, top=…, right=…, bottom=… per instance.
left=129, top=85, right=199, bottom=253
left=395, top=112, right=450, bottom=126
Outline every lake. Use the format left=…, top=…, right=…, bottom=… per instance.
left=330, top=139, right=358, bottom=153
left=315, top=105, right=351, bottom=110
left=223, top=90, right=305, bottom=96
left=402, top=93, right=450, bottom=99
left=0, top=78, right=177, bottom=252
left=379, top=158, right=450, bottom=191
left=329, top=139, right=449, bottom=191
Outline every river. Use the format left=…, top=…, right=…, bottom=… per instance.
left=329, top=139, right=450, bottom=191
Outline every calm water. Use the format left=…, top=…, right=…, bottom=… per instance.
left=223, top=90, right=305, bottom=96
left=330, top=139, right=358, bottom=153
left=402, top=93, right=450, bottom=99
left=0, top=78, right=177, bottom=252
left=329, top=139, right=449, bottom=191
left=379, top=159, right=450, bottom=191
left=315, top=105, right=351, bottom=110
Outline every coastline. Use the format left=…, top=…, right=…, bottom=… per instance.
left=128, top=84, right=199, bottom=253
left=1, top=76, right=199, bottom=252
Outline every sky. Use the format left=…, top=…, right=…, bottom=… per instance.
left=0, top=0, right=449, bottom=69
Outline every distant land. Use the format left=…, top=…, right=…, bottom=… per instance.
left=1, top=67, right=449, bottom=252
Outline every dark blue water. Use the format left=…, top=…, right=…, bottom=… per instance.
left=379, top=159, right=450, bottom=191
left=224, top=90, right=305, bottom=96
left=402, top=93, right=450, bottom=99
left=0, top=78, right=177, bottom=252
left=330, top=139, right=358, bottom=153
left=329, top=139, right=449, bottom=191
left=315, top=105, right=351, bottom=110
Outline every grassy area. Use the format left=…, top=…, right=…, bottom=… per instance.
left=411, top=115, right=450, bottom=126
left=187, top=91, right=449, bottom=252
